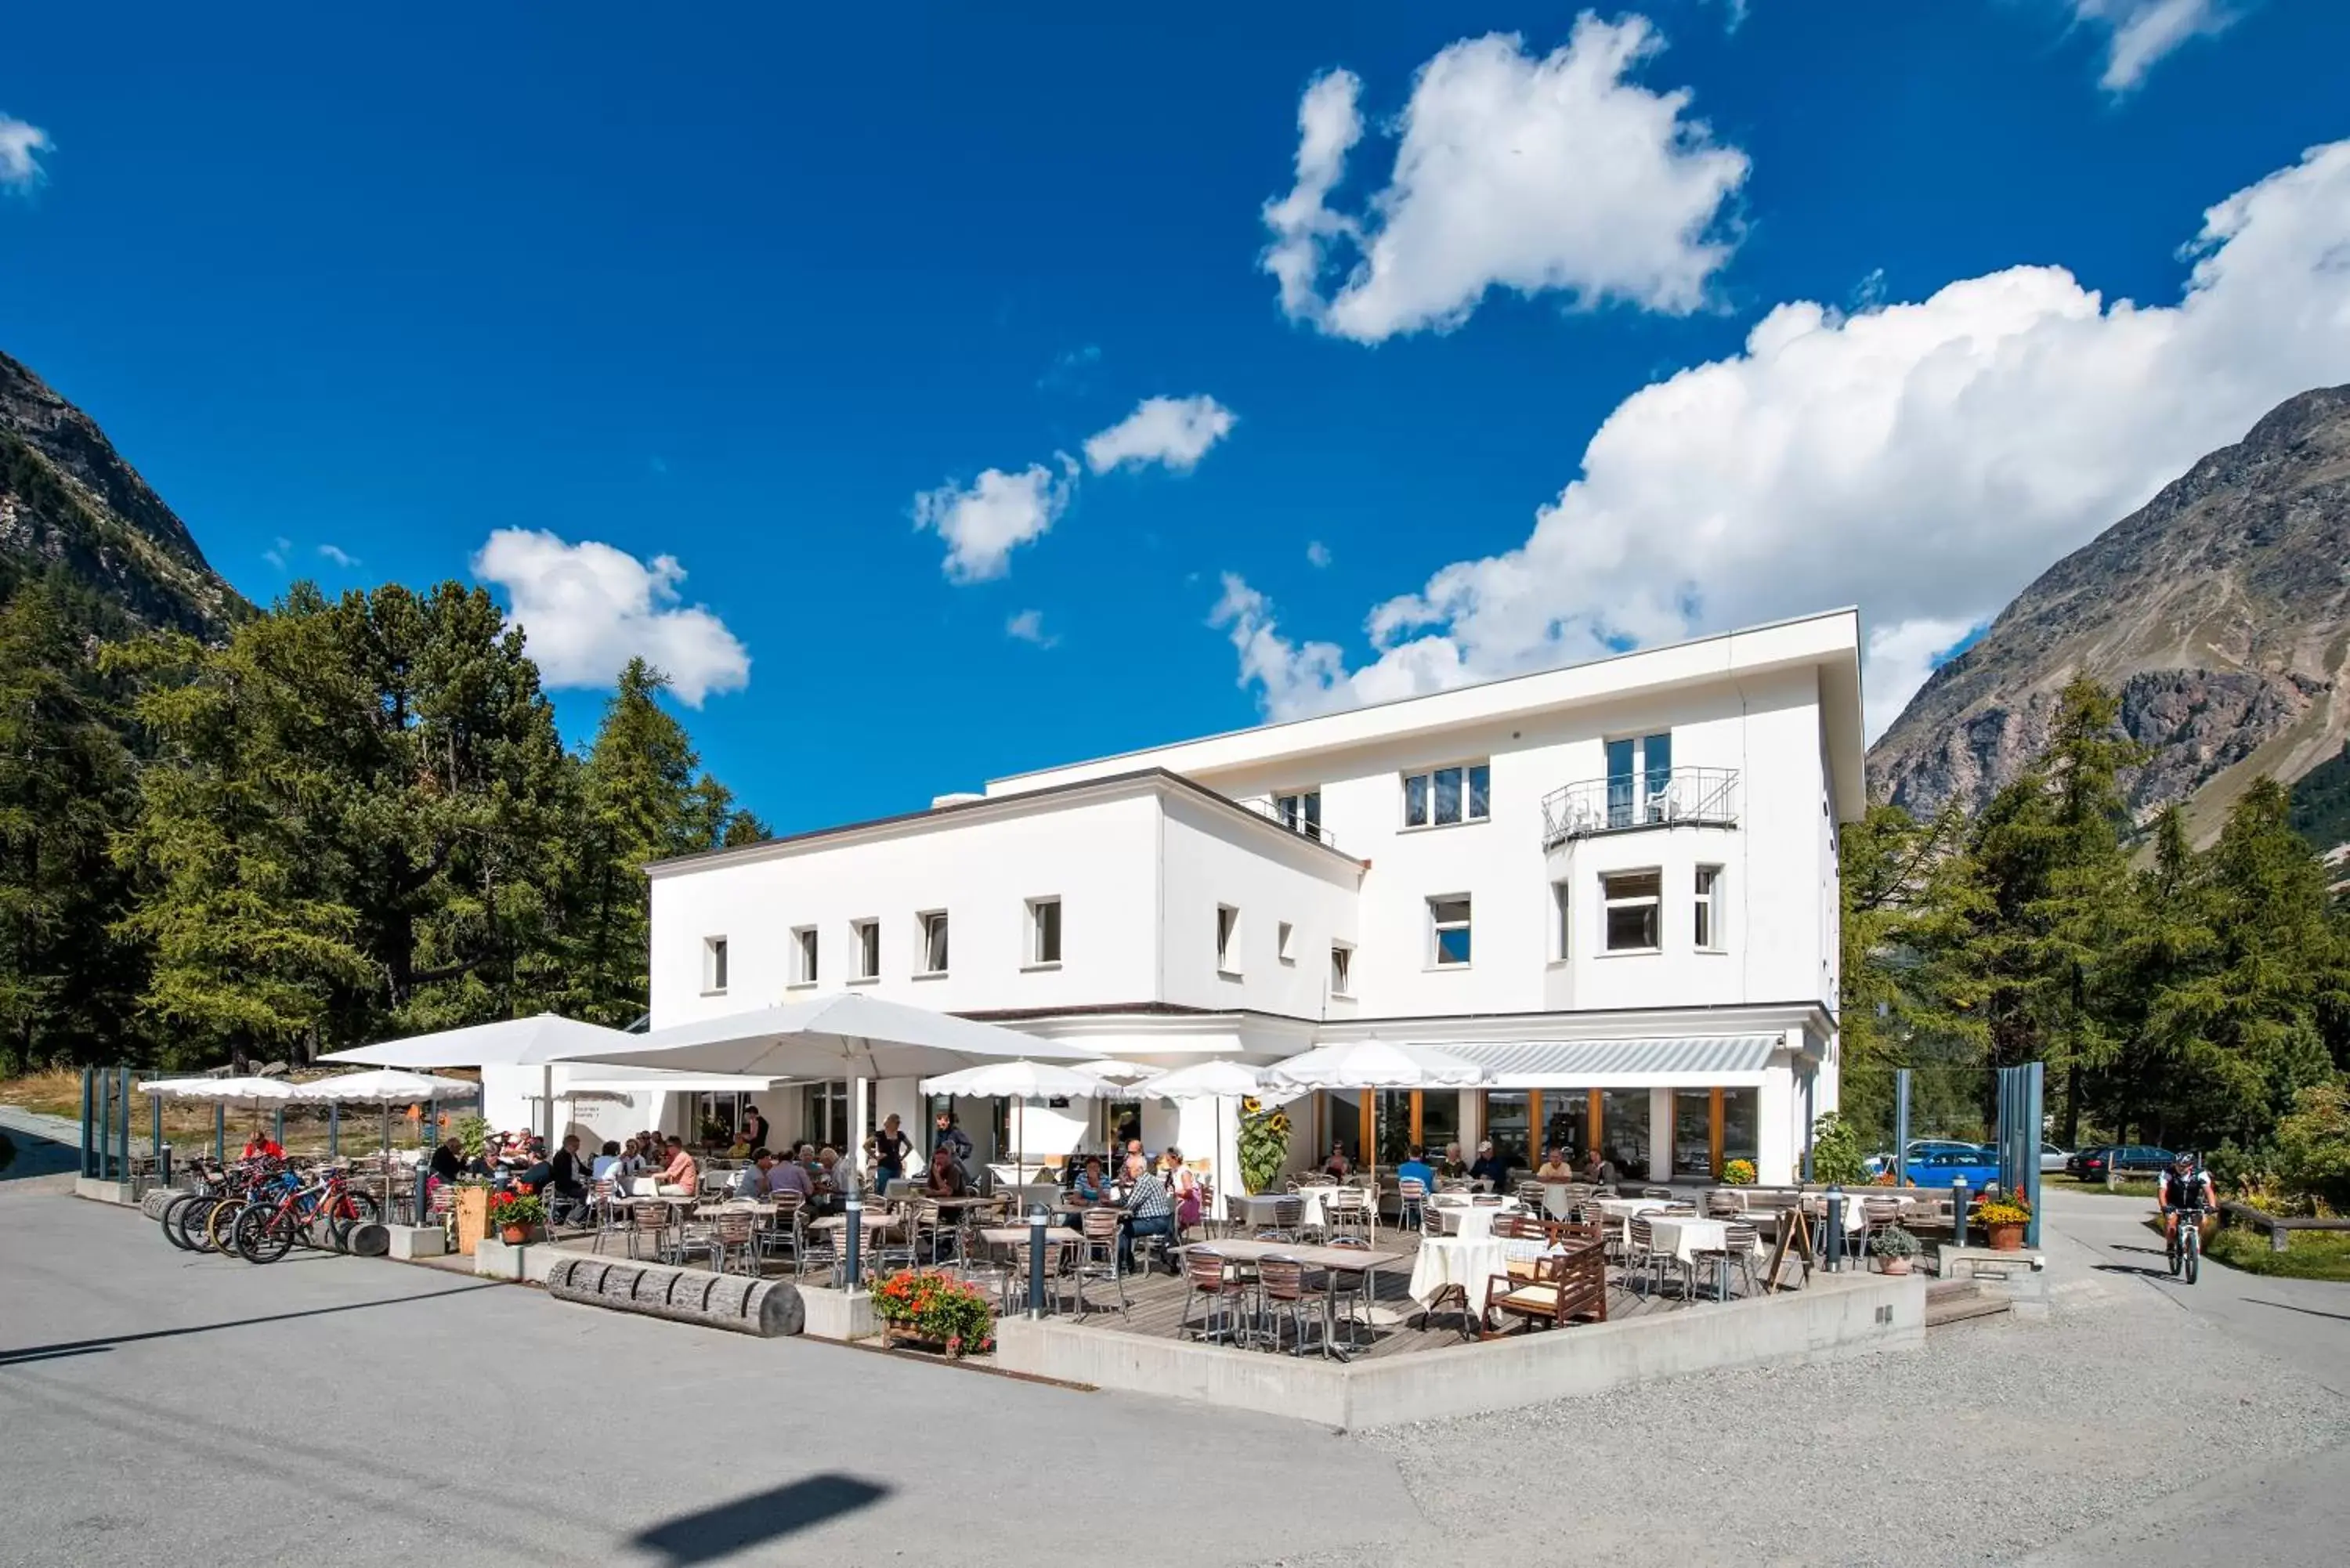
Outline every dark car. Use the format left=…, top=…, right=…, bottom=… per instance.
left=2079, top=1144, right=2171, bottom=1180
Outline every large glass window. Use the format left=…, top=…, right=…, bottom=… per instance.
left=1404, top=772, right=1428, bottom=827
left=1605, top=734, right=1672, bottom=828
left=803, top=1081, right=848, bottom=1151
left=1673, top=1089, right=1713, bottom=1178
left=1376, top=1090, right=1414, bottom=1166
left=1326, top=1093, right=1362, bottom=1169
left=1543, top=1090, right=1591, bottom=1163
left=1723, top=1087, right=1759, bottom=1169
left=1421, top=1091, right=1460, bottom=1160
left=1641, top=731, right=1672, bottom=820
left=1602, top=870, right=1662, bottom=952
left=1600, top=1089, right=1650, bottom=1180
left=1402, top=763, right=1490, bottom=828
left=1484, top=1092, right=1531, bottom=1172
left=1275, top=789, right=1322, bottom=841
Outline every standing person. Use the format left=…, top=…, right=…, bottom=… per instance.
left=1163, top=1147, right=1202, bottom=1234
left=932, top=1111, right=973, bottom=1170
left=873, top=1114, right=913, bottom=1192
left=744, top=1105, right=772, bottom=1151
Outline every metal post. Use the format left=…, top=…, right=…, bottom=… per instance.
left=117, top=1068, right=132, bottom=1184
left=1029, top=1205, right=1049, bottom=1319
left=150, top=1087, right=163, bottom=1176
left=330, top=1102, right=339, bottom=1158
left=79, top=1068, right=96, bottom=1179
left=273, top=1106, right=285, bottom=1146
left=97, top=1070, right=114, bottom=1182
left=1952, top=1176, right=1970, bottom=1250
left=1800, top=1073, right=1816, bottom=1182
left=160, top=1143, right=173, bottom=1189
left=215, top=1103, right=226, bottom=1164
left=2023, top=1064, right=2045, bottom=1250
left=1893, top=1068, right=1911, bottom=1186
left=1824, top=1186, right=1846, bottom=1272
left=842, top=1194, right=862, bottom=1291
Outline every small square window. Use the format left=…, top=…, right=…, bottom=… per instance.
left=1429, top=897, right=1472, bottom=966
left=1330, top=942, right=1354, bottom=997
left=917, top=910, right=949, bottom=975
left=1278, top=921, right=1296, bottom=963
left=1274, top=789, right=1322, bottom=842
left=1216, top=905, right=1240, bottom=974
left=1602, top=870, right=1662, bottom=952
left=1029, top=897, right=1062, bottom=966
left=851, top=918, right=880, bottom=981
left=703, top=936, right=730, bottom=993
left=791, top=926, right=818, bottom=985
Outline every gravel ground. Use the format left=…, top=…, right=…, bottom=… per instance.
left=1247, top=1268, right=2350, bottom=1568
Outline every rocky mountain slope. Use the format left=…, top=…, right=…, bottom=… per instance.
left=1868, top=385, right=2350, bottom=842
left=0, top=350, right=245, bottom=638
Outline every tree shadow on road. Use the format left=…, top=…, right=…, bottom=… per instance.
left=631, top=1474, right=890, bottom=1565
left=2244, top=1298, right=2350, bottom=1324
left=0, top=1281, right=501, bottom=1367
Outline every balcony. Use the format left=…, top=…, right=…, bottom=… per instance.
left=1233, top=795, right=1342, bottom=855
left=1541, top=767, right=1738, bottom=849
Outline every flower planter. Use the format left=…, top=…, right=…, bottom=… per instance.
left=1880, top=1255, right=1913, bottom=1276
left=1987, top=1221, right=2026, bottom=1252
left=454, top=1186, right=491, bottom=1256
left=499, top=1223, right=536, bottom=1246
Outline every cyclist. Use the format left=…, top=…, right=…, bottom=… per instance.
left=2157, top=1150, right=2215, bottom=1245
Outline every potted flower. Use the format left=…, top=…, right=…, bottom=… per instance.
left=488, top=1185, right=547, bottom=1246
left=1870, top=1223, right=1922, bottom=1275
left=1720, top=1158, right=1757, bottom=1187
left=872, top=1268, right=996, bottom=1358
left=1976, top=1194, right=2031, bottom=1251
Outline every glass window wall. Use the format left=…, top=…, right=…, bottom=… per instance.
left=1484, top=1092, right=1531, bottom=1172
left=1723, top=1087, right=1759, bottom=1169
left=1542, top=1090, right=1591, bottom=1164
left=1600, top=1089, right=1650, bottom=1180
left=1673, top=1089, right=1713, bottom=1177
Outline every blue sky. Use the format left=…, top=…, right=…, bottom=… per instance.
left=5, top=2, right=2349, bottom=831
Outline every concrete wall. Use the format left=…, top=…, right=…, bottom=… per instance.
left=992, top=1271, right=1922, bottom=1429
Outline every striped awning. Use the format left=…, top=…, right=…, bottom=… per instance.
left=1435, top=1035, right=1781, bottom=1080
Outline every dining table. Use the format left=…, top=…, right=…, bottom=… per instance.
left=1181, top=1239, right=1404, bottom=1360
left=1431, top=1200, right=1520, bottom=1239
left=1405, top=1235, right=1556, bottom=1327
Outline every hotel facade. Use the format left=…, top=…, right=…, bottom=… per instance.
left=613, top=609, right=1864, bottom=1187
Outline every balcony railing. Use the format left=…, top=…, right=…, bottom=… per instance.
left=1234, top=796, right=1342, bottom=855
left=1540, top=767, right=1738, bottom=848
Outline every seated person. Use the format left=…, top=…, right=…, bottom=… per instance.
left=1584, top=1151, right=1618, bottom=1185
left=1116, top=1154, right=1176, bottom=1271
left=1321, top=1145, right=1353, bottom=1180
left=1395, top=1145, right=1437, bottom=1194
left=1435, top=1143, right=1470, bottom=1180
left=1071, top=1155, right=1112, bottom=1205
left=923, top=1145, right=970, bottom=1198
left=816, top=1147, right=856, bottom=1209
left=467, top=1145, right=503, bottom=1178
left=657, top=1136, right=699, bottom=1194
left=548, top=1134, right=590, bottom=1199
left=736, top=1150, right=776, bottom=1198
left=1468, top=1140, right=1512, bottom=1190
left=427, top=1136, right=465, bottom=1184
left=1535, top=1147, right=1575, bottom=1181
left=765, top=1151, right=815, bottom=1204
left=589, top=1140, right=625, bottom=1187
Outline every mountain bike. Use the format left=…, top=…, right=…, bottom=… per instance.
left=2167, top=1206, right=2204, bottom=1285
left=233, top=1167, right=378, bottom=1263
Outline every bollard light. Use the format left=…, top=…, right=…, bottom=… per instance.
left=1824, top=1185, right=1846, bottom=1272
left=160, top=1142, right=173, bottom=1190
left=842, top=1194, right=863, bottom=1292
left=1952, top=1176, right=1970, bottom=1251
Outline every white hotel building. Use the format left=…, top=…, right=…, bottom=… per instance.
left=633, top=609, right=1865, bottom=1187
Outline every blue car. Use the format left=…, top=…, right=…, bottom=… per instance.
left=1904, top=1147, right=2005, bottom=1189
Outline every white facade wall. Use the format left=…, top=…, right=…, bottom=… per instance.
left=1156, top=793, right=1361, bottom=1017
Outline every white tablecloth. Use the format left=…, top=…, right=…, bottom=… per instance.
left=1435, top=1202, right=1520, bottom=1239
left=1408, top=1237, right=1552, bottom=1316
left=1646, top=1215, right=1728, bottom=1266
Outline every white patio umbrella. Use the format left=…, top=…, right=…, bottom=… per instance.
left=1264, top=1042, right=1487, bottom=1190
left=174, top=1076, right=298, bottom=1147
left=321, top=1013, right=640, bottom=1146
left=919, top=1060, right=1111, bottom=1186
left=289, top=1070, right=481, bottom=1212
left=559, top=992, right=1096, bottom=1079
left=1133, top=1059, right=1268, bottom=1220
left=1068, top=1059, right=1155, bottom=1082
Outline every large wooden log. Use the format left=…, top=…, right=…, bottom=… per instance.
left=545, top=1256, right=804, bottom=1337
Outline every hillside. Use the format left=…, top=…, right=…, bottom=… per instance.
left=1868, top=386, right=2350, bottom=844
left=0, top=351, right=246, bottom=638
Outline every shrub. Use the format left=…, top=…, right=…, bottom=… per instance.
left=1810, top=1112, right=1867, bottom=1186
left=1720, top=1158, right=1757, bottom=1186
left=1869, top=1223, right=1921, bottom=1259
left=873, top=1269, right=995, bottom=1357
left=1238, top=1097, right=1291, bottom=1194
left=1976, top=1195, right=2032, bottom=1227
left=2275, top=1084, right=2350, bottom=1215
left=454, top=1114, right=490, bottom=1158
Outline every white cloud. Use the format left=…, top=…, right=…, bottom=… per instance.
left=2066, top=1, right=2237, bottom=91
left=1218, top=139, right=2350, bottom=742
left=1306, top=540, right=1333, bottom=569
left=471, top=528, right=750, bottom=706
left=1083, top=395, right=1238, bottom=475
left=1260, top=17, right=1750, bottom=343
left=1864, top=618, right=1981, bottom=739
left=262, top=537, right=291, bottom=571
left=0, top=114, right=50, bottom=191
left=1004, top=609, right=1061, bottom=648
left=316, top=544, right=358, bottom=568
left=912, top=461, right=1074, bottom=583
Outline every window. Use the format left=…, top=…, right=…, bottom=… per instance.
left=1278, top=920, right=1296, bottom=963
left=1602, top=870, right=1662, bottom=952
left=1429, top=896, right=1472, bottom=966
left=1027, top=897, right=1061, bottom=966
left=1694, top=865, right=1723, bottom=949
left=1605, top=732, right=1672, bottom=828
left=1215, top=905, right=1240, bottom=974
left=1401, top=761, right=1490, bottom=828
left=851, top=918, right=880, bottom=981
left=1330, top=941, right=1354, bottom=997
left=702, top=936, right=729, bottom=994
left=916, top=910, right=949, bottom=975
left=791, top=926, right=819, bottom=985
left=1274, top=789, right=1322, bottom=841
left=1552, top=880, right=1571, bottom=963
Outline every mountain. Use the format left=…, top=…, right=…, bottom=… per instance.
left=0, top=350, right=246, bottom=638
left=1868, top=385, right=2350, bottom=844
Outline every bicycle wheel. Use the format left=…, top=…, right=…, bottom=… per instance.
left=205, top=1199, right=246, bottom=1254
left=2167, top=1228, right=2182, bottom=1277
left=237, top=1203, right=296, bottom=1265
left=2184, top=1227, right=2200, bottom=1286
left=328, top=1190, right=381, bottom=1250
left=158, top=1193, right=196, bottom=1249
left=176, top=1196, right=219, bottom=1252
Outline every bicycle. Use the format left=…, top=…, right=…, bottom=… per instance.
left=233, top=1166, right=378, bottom=1264
left=2167, top=1205, right=2204, bottom=1285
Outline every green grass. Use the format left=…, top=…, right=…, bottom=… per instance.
left=2206, top=1223, right=2350, bottom=1281
left=2045, top=1174, right=2160, bottom=1198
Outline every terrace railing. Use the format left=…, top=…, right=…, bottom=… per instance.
left=1540, top=767, right=1738, bottom=849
